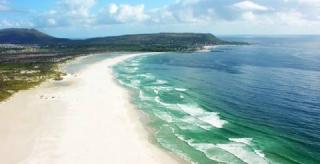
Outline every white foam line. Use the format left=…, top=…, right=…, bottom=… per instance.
left=175, top=134, right=267, bottom=164
left=175, top=88, right=188, bottom=92
left=197, top=113, right=227, bottom=129
left=177, top=104, right=227, bottom=128
left=217, top=142, right=268, bottom=164
left=229, top=138, right=252, bottom=145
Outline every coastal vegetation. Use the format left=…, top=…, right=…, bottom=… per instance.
left=0, top=28, right=246, bottom=102
left=0, top=62, right=65, bottom=101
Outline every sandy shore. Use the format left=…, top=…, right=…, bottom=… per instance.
left=0, top=53, right=179, bottom=164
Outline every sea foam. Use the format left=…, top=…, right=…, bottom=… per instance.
left=174, top=88, right=188, bottom=92
left=177, top=104, right=227, bottom=128
left=216, top=142, right=268, bottom=164
left=174, top=134, right=242, bottom=163
left=229, top=138, right=252, bottom=145
left=139, top=90, right=153, bottom=101
left=180, top=116, right=213, bottom=130
left=154, top=96, right=177, bottom=109
left=154, top=111, right=174, bottom=122
left=137, top=73, right=155, bottom=80
left=153, top=80, right=168, bottom=85
left=197, top=113, right=227, bottom=129
left=175, top=134, right=267, bottom=164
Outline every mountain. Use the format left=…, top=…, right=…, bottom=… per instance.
left=72, top=32, right=227, bottom=52
left=0, top=28, right=246, bottom=53
left=0, top=28, right=227, bottom=45
left=0, top=28, right=247, bottom=63
left=0, top=28, right=69, bottom=44
left=83, top=33, right=225, bottom=45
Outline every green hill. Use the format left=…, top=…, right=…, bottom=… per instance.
left=0, top=28, right=242, bottom=52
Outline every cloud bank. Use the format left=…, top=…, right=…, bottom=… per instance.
left=1, top=0, right=320, bottom=35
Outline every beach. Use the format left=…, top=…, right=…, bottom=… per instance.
left=0, top=53, right=179, bottom=164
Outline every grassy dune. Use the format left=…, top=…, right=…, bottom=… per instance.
left=0, top=63, right=65, bottom=101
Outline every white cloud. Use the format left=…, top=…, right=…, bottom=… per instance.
left=274, top=10, right=308, bottom=26
left=108, top=4, right=118, bottom=14
left=37, top=0, right=97, bottom=27
left=146, top=1, right=219, bottom=23
left=47, top=18, right=57, bottom=26
left=106, top=4, right=149, bottom=23
left=176, top=0, right=201, bottom=6
left=0, top=19, right=12, bottom=26
left=232, top=1, right=269, bottom=11
left=242, top=11, right=256, bottom=21
left=0, top=19, right=34, bottom=28
left=176, top=8, right=199, bottom=22
left=148, top=7, right=176, bottom=23
left=4, top=0, right=319, bottom=34
left=0, top=0, right=11, bottom=12
left=62, top=0, right=96, bottom=18
left=297, top=0, right=320, bottom=5
left=0, top=4, right=10, bottom=11
left=145, top=0, right=271, bottom=24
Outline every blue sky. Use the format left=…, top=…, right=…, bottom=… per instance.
left=1, top=0, right=320, bottom=38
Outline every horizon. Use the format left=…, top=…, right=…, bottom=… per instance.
left=1, top=0, right=320, bottom=38
left=1, top=27, right=320, bottom=40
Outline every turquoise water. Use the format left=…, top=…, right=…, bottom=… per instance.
left=114, top=36, right=320, bottom=164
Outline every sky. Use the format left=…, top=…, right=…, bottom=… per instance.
left=1, top=0, right=320, bottom=38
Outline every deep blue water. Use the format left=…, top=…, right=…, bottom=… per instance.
left=114, top=36, right=320, bottom=163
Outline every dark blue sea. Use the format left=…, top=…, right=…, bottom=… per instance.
left=114, top=36, right=320, bottom=163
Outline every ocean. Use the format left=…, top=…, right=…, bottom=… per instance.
left=113, top=36, right=320, bottom=163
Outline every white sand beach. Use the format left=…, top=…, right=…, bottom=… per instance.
left=0, top=53, right=180, bottom=164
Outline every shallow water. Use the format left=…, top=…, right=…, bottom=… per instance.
left=114, top=36, right=320, bottom=163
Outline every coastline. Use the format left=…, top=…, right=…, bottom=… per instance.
left=0, top=53, right=181, bottom=164
left=196, top=45, right=218, bottom=52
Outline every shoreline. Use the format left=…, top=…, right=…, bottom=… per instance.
left=196, top=45, right=218, bottom=53
left=0, top=52, right=181, bottom=164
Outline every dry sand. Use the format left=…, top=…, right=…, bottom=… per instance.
left=0, top=53, right=180, bottom=164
